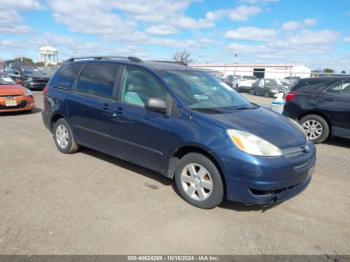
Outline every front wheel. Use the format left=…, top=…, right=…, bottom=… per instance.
left=175, top=153, right=224, bottom=209
left=53, top=118, right=79, bottom=154
left=300, top=114, right=329, bottom=143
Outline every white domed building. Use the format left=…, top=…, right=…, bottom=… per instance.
left=39, top=46, right=59, bottom=65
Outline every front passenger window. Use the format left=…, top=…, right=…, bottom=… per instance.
left=120, top=67, right=167, bottom=107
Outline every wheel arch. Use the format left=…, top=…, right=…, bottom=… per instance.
left=166, top=145, right=227, bottom=196
left=50, top=113, right=66, bottom=132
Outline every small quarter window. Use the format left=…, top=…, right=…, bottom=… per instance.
left=51, top=64, right=81, bottom=90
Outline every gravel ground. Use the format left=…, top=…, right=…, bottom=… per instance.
left=0, top=92, right=349, bottom=255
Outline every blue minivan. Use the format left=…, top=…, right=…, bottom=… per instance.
left=42, top=56, right=316, bottom=209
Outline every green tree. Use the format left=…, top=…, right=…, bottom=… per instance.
left=323, top=68, right=334, bottom=74
left=13, top=57, right=34, bottom=66
left=34, top=62, right=45, bottom=67
left=341, top=70, right=346, bottom=74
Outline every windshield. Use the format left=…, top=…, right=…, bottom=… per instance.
left=243, top=76, right=256, bottom=80
left=0, top=75, right=16, bottom=85
left=159, top=70, right=254, bottom=112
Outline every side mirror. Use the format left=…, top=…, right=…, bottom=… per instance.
left=146, top=97, right=168, bottom=114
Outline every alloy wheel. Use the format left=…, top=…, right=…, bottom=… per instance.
left=180, top=163, right=213, bottom=201
left=302, top=120, right=323, bottom=140
left=55, top=124, right=69, bottom=149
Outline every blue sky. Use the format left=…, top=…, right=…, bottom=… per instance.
left=0, top=0, right=350, bottom=72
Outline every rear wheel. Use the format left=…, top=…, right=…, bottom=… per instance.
left=175, top=153, right=224, bottom=209
left=53, top=118, right=79, bottom=154
left=300, top=114, right=329, bottom=143
left=264, top=91, right=270, bottom=98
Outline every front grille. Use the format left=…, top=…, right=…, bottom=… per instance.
left=32, top=78, right=49, bottom=84
left=0, top=100, right=27, bottom=110
left=250, top=184, right=298, bottom=196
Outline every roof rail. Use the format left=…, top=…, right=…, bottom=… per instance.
left=65, top=56, right=143, bottom=63
left=150, top=60, right=188, bottom=66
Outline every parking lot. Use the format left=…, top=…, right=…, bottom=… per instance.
left=0, top=91, right=349, bottom=255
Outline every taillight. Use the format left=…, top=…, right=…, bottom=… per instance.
left=285, top=92, right=297, bottom=102
left=43, top=86, right=48, bottom=96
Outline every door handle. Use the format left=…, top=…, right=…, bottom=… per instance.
left=112, top=107, right=123, bottom=118
left=324, top=98, right=335, bottom=102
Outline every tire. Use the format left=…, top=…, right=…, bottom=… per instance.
left=52, top=118, right=79, bottom=154
left=300, top=114, right=330, bottom=144
left=264, top=91, right=270, bottom=98
left=175, top=153, right=224, bottom=209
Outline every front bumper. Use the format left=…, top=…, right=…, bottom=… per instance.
left=214, top=141, right=316, bottom=205
left=0, top=96, right=35, bottom=113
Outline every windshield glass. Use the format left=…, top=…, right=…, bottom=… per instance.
left=243, top=76, right=256, bottom=80
left=0, top=75, right=16, bottom=85
left=158, top=70, right=254, bottom=111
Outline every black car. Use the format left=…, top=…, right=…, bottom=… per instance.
left=283, top=77, right=350, bottom=143
left=252, top=78, right=287, bottom=98
left=5, top=66, right=49, bottom=91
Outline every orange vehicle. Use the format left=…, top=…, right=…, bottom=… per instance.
left=0, top=73, right=35, bottom=113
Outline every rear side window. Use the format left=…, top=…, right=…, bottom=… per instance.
left=290, top=79, right=334, bottom=93
left=326, top=82, right=342, bottom=95
left=77, top=64, right=119, bottom=99
left=326, top=81, right=350, bottom=97
left=51, top=64, right=81, bottom=90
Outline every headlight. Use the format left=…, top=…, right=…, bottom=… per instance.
left=227, top=129, right=282, bottom=156
left=26, top=77, right=33, bottom=82
left=24, top=88, right=32, bottom=96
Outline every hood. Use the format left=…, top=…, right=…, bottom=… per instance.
left=0, top=84, right=25, bottom=96
left=24, top=73, right=49, bottom=79
left=197, top=107, right=306, bottom=149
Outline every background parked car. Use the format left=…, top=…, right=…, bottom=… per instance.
left=252, top=78, right=287, bottom=98
left=0, top=73, right=35, bottom=113
left=236, top=75, right=257, bottom=92
left=223, top=74, right=241, bottom=89
left=5, top=66, right=50, bottom=91
left=283, top=77, right=350, bottom=143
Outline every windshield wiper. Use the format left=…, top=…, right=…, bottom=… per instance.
left=192, top=108, right=226, bottom=114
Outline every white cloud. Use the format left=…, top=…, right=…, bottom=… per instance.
left=282, top=21, right=302, bottom=31
left=228, top=6, right=262, bottom=21
left=0, top=0, right=41, bottom=35
left=225, top=27, right=277, bottom=41
left=0, top=10, right=31, bottom=34
left=282, top=19, right=317, bottom=31
left=0, top=0, right=41, bottom=10
left=48, top=0, right=215, bottom=43
left=240, top=0, right=279, bottom=4
left=304, top=18, right=317, bottom=26
left=288, top=30, right=339, bottom=46
left=344, top=37, right=350, bottom=43
left=146, top=25, right=177, bottom=36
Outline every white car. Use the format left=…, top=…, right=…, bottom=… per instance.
left=236, top=76, right=257, bottom=92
